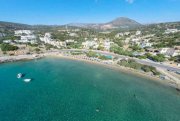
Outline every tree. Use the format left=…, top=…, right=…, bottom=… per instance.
left=110, top=45, right=133, bottom=56
left=97, top=45, right=104, bottom=51
left=35, top=48, right=41, bottom=52
left=145, top=53, right=153, bottom=58
left=118, top=59, right=160, bottom=75
left=0, top=43, right=18, bottom=51
left=86, top=51, right=98, bottom=57
left=45, top=44, right=55, bottom=50
left=141, top=65, right=151, bottom=72
left=98, top=55, right=109, bottom=60
left=113, top=38, right=124, bottom=47
left=130, top=44, right=141, bottom=51
left=152, top=54, right=165, bottom=62
left=138, top=55, right=147, bottom=59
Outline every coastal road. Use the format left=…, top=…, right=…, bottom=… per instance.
left=59, top=49, right=180, bottom=72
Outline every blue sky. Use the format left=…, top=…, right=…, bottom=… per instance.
left=0, top=0, right=179, bottom=25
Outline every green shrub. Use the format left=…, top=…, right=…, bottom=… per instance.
left=0, top=43, right=18, bottom=51
left=141, top=65, right=151, bottom=72
left=98, top=55, right=109, bottom=60
left=35, top=48, right=41, bottom=52
left=118, top=59, right=160, bottom=75
left=152, top=54, right=165, bottom=62
left=86, top=51, right=98, bottom=57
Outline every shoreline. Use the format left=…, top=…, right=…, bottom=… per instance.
left=47, top=54, right=180, bottom=90
left=0, top=53, right=179, bottom=90
left=0, top=54, right=44, bottom=64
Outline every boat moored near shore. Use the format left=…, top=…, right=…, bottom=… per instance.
left=17, top=73, right=23, bottom=79
left=23, top=79, right=31, bottom=83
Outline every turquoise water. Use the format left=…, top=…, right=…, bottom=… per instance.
left=0, top=57, right=180, bottom=121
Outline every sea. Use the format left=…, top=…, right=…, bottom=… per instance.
left=0, top=57, right=180, bottom=121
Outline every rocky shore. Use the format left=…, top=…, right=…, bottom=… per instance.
left=0, top=54, right=44, bottom=64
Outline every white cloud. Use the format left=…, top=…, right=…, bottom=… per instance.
left=126, top=0, right=135, bottom=4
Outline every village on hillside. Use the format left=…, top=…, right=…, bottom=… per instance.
left=0, top=24, right=179, bottom=65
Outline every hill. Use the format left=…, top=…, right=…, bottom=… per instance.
left=0, top=21, right=32, bottom=30
left=67, top=17, right=142, bottom=30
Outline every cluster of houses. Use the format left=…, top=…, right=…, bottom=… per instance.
left=115, top=30, right=180, bottom=58
left=132, top=47, right=179, bottom=58
left=116, top=31, right=154, bottom=49
left=39, top=32, right=114, bottom=51
left=40, top=33, right=79, bottom=48
left=1, top=29, right=179, bottom=59
left=131, top=38, right=153, bottom=48
left=14, top=30, right=37, bottom=44
left=159, top=47, right=179, bottom=57
left=82, top=39, right=114, bottom=51
left=164, top=29, right=179, bottom=34
left=2, top=30, right=37, bottom=44
left=115, top=31, right=141, bottom=38
left=40, top=33, right=67, bottom=48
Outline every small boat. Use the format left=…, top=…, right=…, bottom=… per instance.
left=24, top=79, right=31, bottom=83
left=17, top=73, right=23, bottom=79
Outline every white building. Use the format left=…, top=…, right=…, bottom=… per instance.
left=21, top=35, right=36, bottom=40
left=131, top=38, right=140, bottom=42
left=65, top=39, right=75, bottom=43
left=124, top=32, right=130, bottom=36
left=40, top=33, right=52, bottom=44
left=166, top=49, right=179, bottom=57
left=130, top=38, right=140, bottom=45
left=165, top=29, right=179, bottom=34
left=136, top=31, right=141, bottom=36
left=140, top=42, right=152, bottom=48
left=82, top=41, right=98, bottom=49
left=159, top=48, right=169, bottom=54
left=139, top=39, right=152, bottom=48
left=102, top=41, right=114, bottom=51
left=69, top=33, right=78, bottom=37
left=15, top=39, right=36, bottom=44
left=58, top=41, right=67, bottom=47
left=94, top=38, right=98, bottom=41
left=124, top=38, right=130, bottom=44
left=15, top=30, right=32, bottom=35
left=14, top=30, right=37, bottom=44
left=40, top=33, right=66, bottom=48
left=115, top=33, right=124, bottom=38
left=3, top=40, right=12, bottom=43
left=159, top=48, right=179, bottom=57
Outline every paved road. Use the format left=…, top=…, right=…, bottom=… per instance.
left=59, top=49, right=180, bottom=72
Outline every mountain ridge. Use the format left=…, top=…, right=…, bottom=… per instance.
left=67, top=17, right=142, bottom=30
left=1, top=17, right=180, bottom=31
